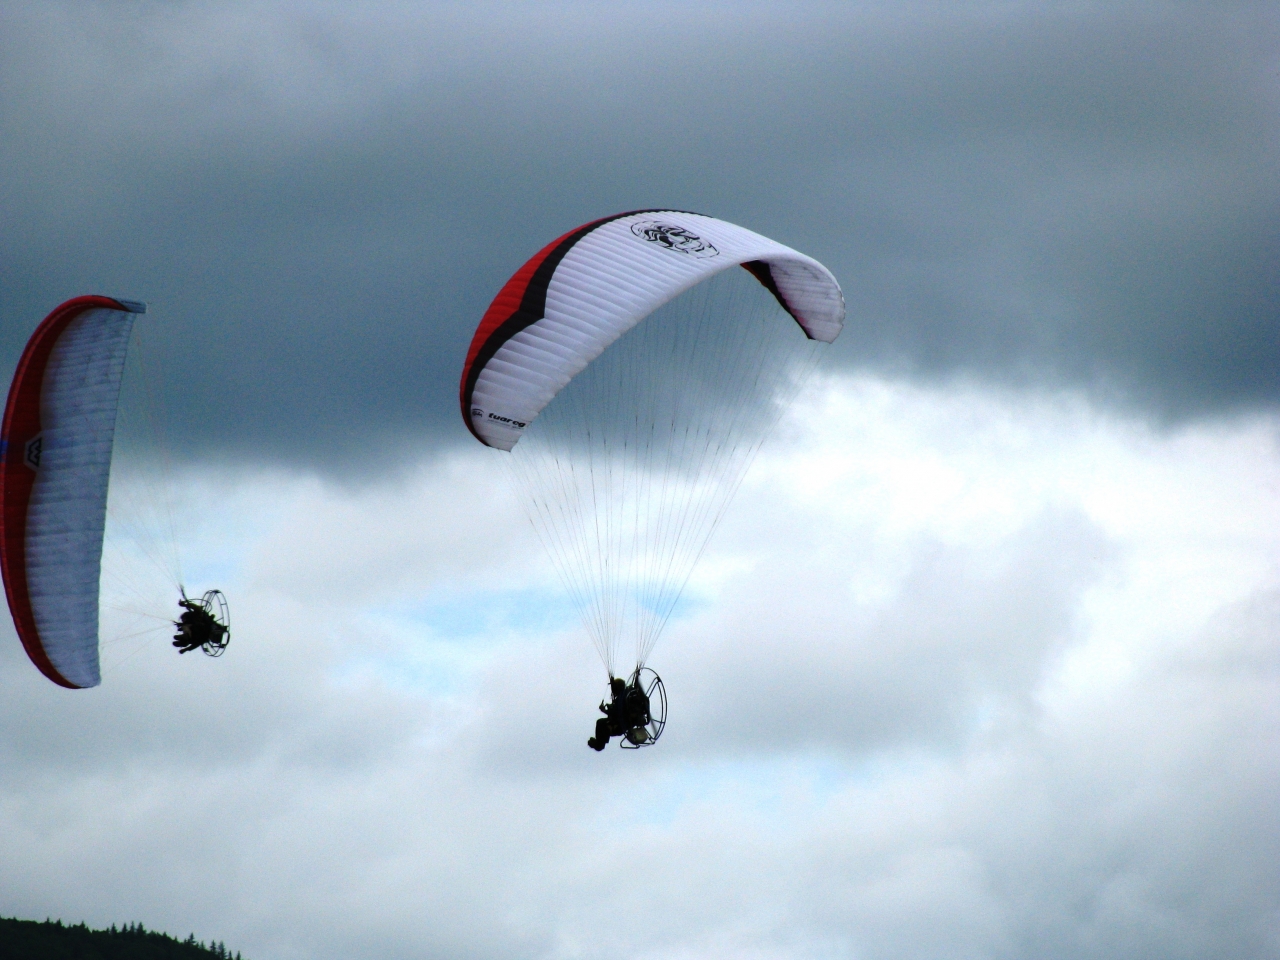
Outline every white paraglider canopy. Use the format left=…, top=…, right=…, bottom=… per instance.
left=460, top=211, right=844, bottom=678
left=1, top=295, right=231, bottom=689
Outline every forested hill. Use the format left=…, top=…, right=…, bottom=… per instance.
left=0, top=918, right=246, bottom=960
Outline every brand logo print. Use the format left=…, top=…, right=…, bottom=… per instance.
left=486, top=412, right=527, bottom=429
left=630, top=220, right=719, bottom=258
left=471, top=407, right=484, bottom=419
left=23, top=434, right=43, bottom=470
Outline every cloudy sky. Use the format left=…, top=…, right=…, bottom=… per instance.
left=1, top=2, right=1277, bottom=959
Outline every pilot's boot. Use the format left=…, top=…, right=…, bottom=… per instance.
left=587, top=737, right=605, bottom=751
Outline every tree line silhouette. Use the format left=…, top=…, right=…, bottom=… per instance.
left=0, top=917, right=246, bottom=960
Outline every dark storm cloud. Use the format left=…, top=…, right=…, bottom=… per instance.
left=1, top=2, right=1275, bottom=472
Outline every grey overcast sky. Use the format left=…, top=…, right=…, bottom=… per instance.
left=2, top=1, right=1276, bottom=471
left=1, top=4, right=1278, bottom=960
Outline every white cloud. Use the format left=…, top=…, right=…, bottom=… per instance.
left=1, top=373, right=1276, bottom=959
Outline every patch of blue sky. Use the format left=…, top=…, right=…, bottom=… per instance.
left=326, top=631, right=495, bottom=697
left=102, top=464, right=258, bottom=602
left=175, top=496, right=262, bottom=591
left=101, top=531, right=246, bottom=610
left=325, top=581, right=721, bottom=698
left=638, top=586, right=712, bottom=624
left=178, top=552, right=242, bottom=598
left=327, top=585, right=583, bottom=695
left=616, top=751, right=910, bottom=831
left=395, top=583, right=583, bottom=642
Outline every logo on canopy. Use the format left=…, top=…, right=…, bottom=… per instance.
left=476, top=408, right=527, bottom=430
left=630, top=220, right=719, bottom=259
left=23, top=434, right=43, bottom=471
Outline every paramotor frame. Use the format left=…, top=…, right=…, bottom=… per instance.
left=191, top=588, right=230, bottom=657
left=621, top=666, right=666, bottom=748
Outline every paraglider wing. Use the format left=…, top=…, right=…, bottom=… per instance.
left=460, top=210, right=844, bottom=450
left=459, top=212, right=845, bottom=680
left=1, top=295, right=146, bottom=688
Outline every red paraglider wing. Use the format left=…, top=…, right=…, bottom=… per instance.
left=458, top=210, right=845, bottom=450
left=1, top=295, right=145, bottom=688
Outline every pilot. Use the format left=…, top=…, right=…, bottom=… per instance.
left=172, top=599, right=225, bottom=654
left=588, top=675, right=651, bottom=750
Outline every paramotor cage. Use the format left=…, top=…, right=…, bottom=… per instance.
left=192, top=589, right=230, bottom=657
left=621, top=667, right=666, bottom=748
